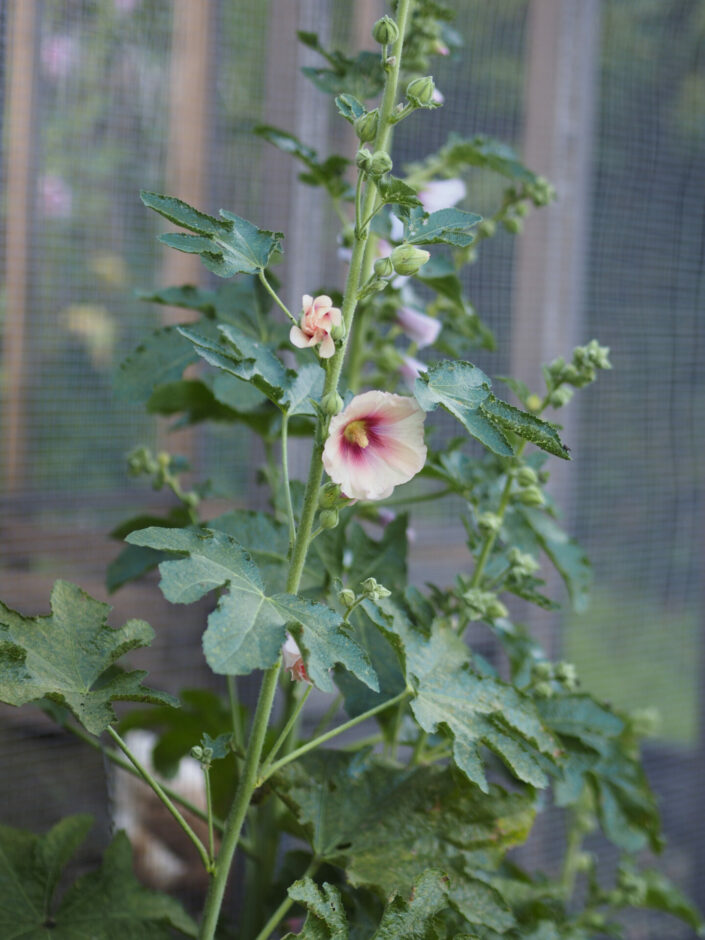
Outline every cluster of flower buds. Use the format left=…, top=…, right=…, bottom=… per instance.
left=462, top=588, right=508, bottom=622
left=512, top=464, right=546, bottom=508
left=531, top=659, right=580, bottom=697
left=356, top=147, right=393, bottom=180
left=546, top=340, right=611, bottom=406
left=190, top=744, right=214, bottom=769
left=506, top=547, right=540, bottom=580
left=338, top=577, right=392, bottom=611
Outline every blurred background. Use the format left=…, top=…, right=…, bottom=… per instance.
left=0, top=0, right=703, bottom=935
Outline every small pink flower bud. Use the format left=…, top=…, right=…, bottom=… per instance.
left=282, top=634, right=309, bottom=683
left=290, top=294, right=342, bottom=359
left=400, top=355, right=428, bottom=388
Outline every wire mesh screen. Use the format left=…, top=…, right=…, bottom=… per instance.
left=0, top=0, right=703, bottom=932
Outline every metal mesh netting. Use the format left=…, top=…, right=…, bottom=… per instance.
left=0, top=0, right=703, bottom=932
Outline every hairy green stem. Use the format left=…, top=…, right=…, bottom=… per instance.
left=227, top=675, right=244, bottom=754
left=260, top=683, right=313, bottom=777
left=203, top=766, right=215, bottom=862
left=259, top=269, right=296, bottom=323
left=107, top=726, right=212, bottom=872
left=281, top=412, right=297, bottom=548
left=260, top=688, right=411, bottom=785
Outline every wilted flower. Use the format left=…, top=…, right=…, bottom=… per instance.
left=399, top=355, right=428, bottom=388
left=397, top=307, right=441, bottom=347
left=290, top=294, right=342, bottom=359
left=418, top=178, right=467, bottom=214
left=282, top=633, right=309, bottom=683
left=322, top=390, right=427, bottom=501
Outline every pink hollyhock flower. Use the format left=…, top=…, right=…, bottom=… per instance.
left=290, top=294, right=342, bottom=359
left=397, top=307, right=441, bottom=348
left=431, top=88, right=445, bottom=105
left=41, top=35, right=79, bottom=79
left=418, top=178, right=467, bottom=214
left=399, top=355, right=428, bottom=388
left=322, top=391, right=427, bottom=501
left=282, top=633, right=309, bottom=683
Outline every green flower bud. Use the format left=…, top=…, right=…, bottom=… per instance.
left=368, top=150, right=393, bottom=177
left=549, top=386, right=573, bottom=408
left=514, top=201, right=529, bottom=218
left=516, top=466, right=538, bottom=487
left=486, top=598, right=509, bottom=620
left=330, top=320, right=346, bottom=341
left=477, top=511, right=501, bottom=533
left=503, top=216, right=522, bottom=234
left=585, top=339, right=611, bottom=370
left=190, top=745, right=203, bottom=760
left=361, top=577, right=391, bottom=600
left=321, top=391, right=344, bottom=416
left=355, top=148, right=372, bottom=171
left=373, top=256, right=395, bottom=278
left=406, top=75, right=436, bottom=107
left=517, top=485, right=545, bottom=507
left=319, top=509, right=339, bottom=529
left=338, top=588, right=356, bottom=608
left=555, top=661, right=579, bottom=690
left=372, top=15, right=399, bottom=45
left=532, top=661, right=553, bottom=681
left=319, top=482, right=342, bottom=508
left=508, top=547, right=539, bottom=577
left=390, top=243, right=430, bottom=276
left=534, top=680, right=554, bottom=698
left=526, top=393, right=542, bottom=412
left=477, top=219, right=496, bottom=239
left=354, top=109, right=379, bottom=143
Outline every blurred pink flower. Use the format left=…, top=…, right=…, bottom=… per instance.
left=114, top=0, right=141, bottom=12
left=418, top=178, right=466, bottom=214
left=399, top=355, right=428, bottom=388
left=38, top=173, right=73, bottom=219
left=431, top=88, right=445, bottom=105
left=282, top=634, right=309, bottom=683
left=41, top=35, right=79, bottom=79
left=290, top=294, right=342, bottom=359
left=323, top=391, right=427, bottom=501
left=397, top=307, right=441, bottom=348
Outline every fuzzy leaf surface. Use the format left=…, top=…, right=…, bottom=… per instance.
left=479, top=396, right=569, bottom=459
left=405, top=207, right=482, bottom=247
left=114, top=325, right=198, bottom=402
left=284, top=878, right=348, bottom=939
left=141, top=191, right=283, bottom=277
left=0, top=818, right=196, bottom=938
left=414, top=361, right=513, bottom=456
left=0, top=581, right=176, bottom=734
left=126, top=527, right=376, bottom=690
left=371, top=870, right=450, bottom=939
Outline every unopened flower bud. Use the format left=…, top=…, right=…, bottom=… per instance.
left=477, top=511, right=501, bottom=533
left=354, top=109, right=379, bottom=143
left=390, top=243, right=430, bottom=276
left=190, top=745, right=203, bottom=760
left=532, top=661, right=553, bottom=681
left=555, top=661, right=578, bottom=689
left=517, top=485, right=545, bottom=507
left=526, top=393, right=542, bottom=412
left=372, top=15, right=399, bottom=45
left=361, top=577, right=392, bottom=600
left=373, top=256, right=395, bottom=278
left=549, top=386, right=573, bottom=408
left=515, top=201, right=529, bottom=218
left=319, top=509, right=339, bottom=529
left=516, top=466, right=538, bottom=487
left=503, top=216, right=522, bottom=234
left=368, top=150, right=393, bottom=177
left=338, top=587, right=356, bottom=608
left=321, top=392, right=344, bottom=416
left=406, top=75, right=436, bottom=107
left=330, top=320, right=346, bottom=341
left=319, top=481, right=342, bottom=508
left=486, top=598, right=509, bottom=620
left=585, top=339, right=611, bottom=370
left=477, top=219, right=496, bottom=239
left=534, top=680, right=554, bottom=698
left=355, top=148, right=372, bottom=171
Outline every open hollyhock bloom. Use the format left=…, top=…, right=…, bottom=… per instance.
left=322, top=391, right=427, bottom=501
left=290, top=294, right=342, bottom=359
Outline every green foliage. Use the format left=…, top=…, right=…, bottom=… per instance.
left=0, top=580, right=176, bottom=735
left=141, top=191, right=284, bottom=278
left=404, top=206, right=483, bottom=247
left=0, top=816, right=197, bottom=938
left=126, top=526, right=377, bottom=691
left=255, top=125, right=352, bottom=199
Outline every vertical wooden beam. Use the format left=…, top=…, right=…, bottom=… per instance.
left=511, top=0, right=601, bottom=654
left=159, top=0, right=213, bottom=462
left=2, top=0, right=39, bottom=492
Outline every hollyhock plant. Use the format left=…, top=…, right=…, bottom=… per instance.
left=322, top=390, right=427, bottom=500
left=289, top=293, right=342, bottom=359
left=397, top=306, right=442, bottom=347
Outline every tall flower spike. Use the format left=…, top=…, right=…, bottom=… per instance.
left=322, top=391, right=427, bottom=501
left=290, top=294, right=342, bottom=359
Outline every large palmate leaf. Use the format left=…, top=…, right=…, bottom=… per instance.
left=126, top=527, right=377, bottom=691
left=371, top=870, right=450, bottom=939
left=374, top=599, right=558, bottom=791
left=141, top=191, right=283, bottom=278
left=405, top=207, right=482, bottom=247
left=277, top=752, right=528, bottom=934
left=114, top=325, right=199, bottom=402
left=0, top=816, right=197, bottom=939
left=415, top=362, right=569, bottom=459
left=283, top=878, right=348, bottom=939
left=0, top=580, right=176, bottom=735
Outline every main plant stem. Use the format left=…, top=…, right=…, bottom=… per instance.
left=198, top=5, right=414, bottom=936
